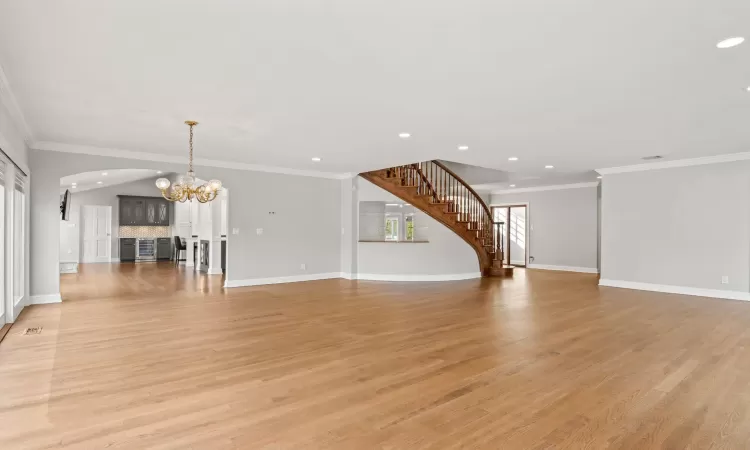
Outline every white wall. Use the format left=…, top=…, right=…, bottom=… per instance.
left=31, top=149, right=342, bottom=296
left=491, top=186, right=599, bottom=271
left=353, top=177, right=480, bottom=280
left=601, top=162, right=750, bottom=294
left=59, top=176, right=171, bottom=261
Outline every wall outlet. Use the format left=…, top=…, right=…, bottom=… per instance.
left=300, top=263, right=306, bottom=270
left=722, top=275, right=729, bottom=284
left=256, top=228, right=263, bottom=235
left=232, top=228, right=240, bottom=235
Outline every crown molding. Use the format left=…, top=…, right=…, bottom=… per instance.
left=596, top=152, right=750, bottom=175
left=0, top=64, right=34, bottom=144
left=33, top=141, right=351, bottom=179
left=490, top=181, right=599, bottom=195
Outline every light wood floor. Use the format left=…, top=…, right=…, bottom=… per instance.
left=2, top=264, right=750, bottom=448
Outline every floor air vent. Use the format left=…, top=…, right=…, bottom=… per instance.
left=23, top=327, right=42, bottom=335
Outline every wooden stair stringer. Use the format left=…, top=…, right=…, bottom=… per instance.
left=360, top=171, right=493, bottom=275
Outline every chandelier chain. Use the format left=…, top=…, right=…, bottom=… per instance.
left=188, top=123, right=194, bottom=174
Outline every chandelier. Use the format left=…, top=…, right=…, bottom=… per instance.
left=155, top=121, right=222, bottom=203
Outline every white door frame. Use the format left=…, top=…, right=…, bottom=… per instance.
left=489, top=202, right=531, bottom=267
left=81, top=205, right=112, bottom=263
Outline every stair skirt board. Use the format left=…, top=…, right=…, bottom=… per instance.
left=527, top=264, right=599, bottom=274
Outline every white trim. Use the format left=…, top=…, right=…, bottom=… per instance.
left=489, top=202, right=531, bottom=267
left=207, top=267, right=223, bottom=275
left=354, top=272, right=481, bottom=282
left=596, top=152, right=750, bottom=175
left=29, top=294, right=62, bottom=305
left=0, top=63, right=34, bottom=144
left=599, top=279, right=750, bottom=302
left=0, top=312, right=4, bottom=327
left=528, top=263, right=599, bottom=274
left=224, top=272, right=342, bottom=288
left=34, top=142, right=350, bottom=180
left=490, top=182, right=598, bottom=195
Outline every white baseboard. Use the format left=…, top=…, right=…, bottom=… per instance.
left=527, top=263, right=599, bottom=274
left=29, top=294, right=63, bottom=305
left=225, top=272, right=342, bottom=288
left=598, top=279, right=750, bottom=302
left=207, top=267, right=223, bottom=275
left=353, top=272, right=482, bottom=282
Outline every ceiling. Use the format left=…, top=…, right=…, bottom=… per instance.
left=2, top=1, right=750, bottom=185
left=60, top=169, right=166, bottom=193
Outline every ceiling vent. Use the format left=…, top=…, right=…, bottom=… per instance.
left=642, top=155, right=664, bottom=161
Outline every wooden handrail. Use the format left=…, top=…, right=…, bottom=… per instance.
left=432, top=160, right=492, bottom=219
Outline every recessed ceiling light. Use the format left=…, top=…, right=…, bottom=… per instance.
left=156, top=170, right=163, bottom=174
left=508, top=157, right=518, bottom=161
left=717, top=37, right=745, bottom=49
left=311, top=157, right=321, bottom=162
left=398, top=132, right=411, bottom=139
left=71, top=185, right=77, bottom=189
left=102, top=172, right=108, bottom=176
left=545, top=165, right=554, bottom=169
left=597, top=176, right=602, bottom=179
left=510, top=184, right=516, bottom=188
left=97, top=181, right=103, bottom=184
left=458, top=145, right=469, bottom=151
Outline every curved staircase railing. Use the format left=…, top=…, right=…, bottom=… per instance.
left=369, top=161, right=506, bottom=276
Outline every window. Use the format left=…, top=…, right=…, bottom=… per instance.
left=406, top=216, right=414, bottom=241
left=384, top=217, right=399, bottom=241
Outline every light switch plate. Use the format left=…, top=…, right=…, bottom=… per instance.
left=256, top=228, right=263, bottom=235
left=232, top=228, right=239, bottom=235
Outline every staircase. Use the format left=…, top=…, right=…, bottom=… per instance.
left=361, top=161, right=513, bottom=278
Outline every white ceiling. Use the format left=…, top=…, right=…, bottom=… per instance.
left=60, top=169, right=165, bottom=193
left=2, top=1, right=750, bottom=185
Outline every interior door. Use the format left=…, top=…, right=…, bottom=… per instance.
left=82, top=206, right=112, bottom=263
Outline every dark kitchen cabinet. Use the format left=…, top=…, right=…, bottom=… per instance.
left=120, top=238, right=136, bottom=262
left=133, top=198, right=146, bottom=225
left=156, top=238, right=171, bottom=260
left=118, top=196, right=170, bottom=226
left=119, top=197, right=136, bottom=225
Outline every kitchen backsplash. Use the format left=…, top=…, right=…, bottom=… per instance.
left=119, top=226, right=171, bottom=238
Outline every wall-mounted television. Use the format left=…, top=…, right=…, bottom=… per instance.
left=60, top=189, right=71, bottom=221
